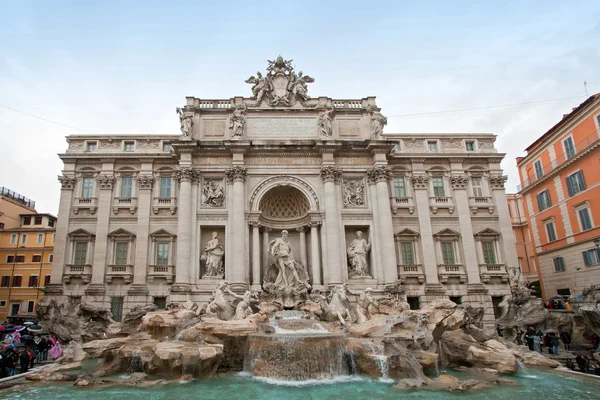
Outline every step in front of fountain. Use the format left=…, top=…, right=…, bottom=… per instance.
left=245, top=333, right=349, bottom=380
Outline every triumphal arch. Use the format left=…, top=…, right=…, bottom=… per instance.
left=48, top=56, right=515, bottom=324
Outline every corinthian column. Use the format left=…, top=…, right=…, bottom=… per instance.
left=489, top=175, right=519, bottom=269
left=412, top=174, right=439, bottom=285
left=132, top=174, right=154, bottom=288
left=309, top=221, right=322, bottom=286
left=173, top=167, right=197, bottom=292
left=297, top=226, right=308, bottom=272
left=89, top=174, right=116, bottom=290
left=226, top=166, right=248, bottom=287
left=367, top=166, right=397, bottom=284
left=250, top=221, right=261, bottom=290
left=320, top=166, right=343, bottom=285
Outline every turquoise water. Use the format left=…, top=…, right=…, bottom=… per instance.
left=4, top=369, right=599, bottom=400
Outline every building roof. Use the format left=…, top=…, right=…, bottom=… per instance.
left=19, top=213, right=57, bottom=219
left=2, top=227, right=56, bottom=232
left=524, top=93, right=600, bottom=154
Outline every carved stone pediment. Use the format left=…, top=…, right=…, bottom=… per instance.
left=474, top=228, right=501, bottom=238
left=108, top=228, right=136, bottom=238
left=433, top=228, right=461, bottom=238
left=68, top=228, right=95, bottom=239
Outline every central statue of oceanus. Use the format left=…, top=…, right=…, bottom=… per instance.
left=263, top=230, right=311, bottom=308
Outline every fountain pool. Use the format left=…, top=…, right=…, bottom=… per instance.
left=2, top=369, right=599, bottom=400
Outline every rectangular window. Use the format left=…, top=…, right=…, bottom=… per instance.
left=81, top=177, right=94, bottom=198
left=27, top=301, right=34, bottom=313
left=74, top=242, right=87, bottom=265
left=44, top=275, right=51, bottom=286
left=553, top=257, right=566, bottom=272
left=465, top=141, right=475, bottom=151
left=115, top=242, right=129, bottom=265
left=34, top=216, right=42, bottom=225
left=52, top=233, right=56, bottom=243
left=10, top=234, right=16, bottom=244
left=23, top=216, right=31, bottom=225
left=32, top=255, right=42, bottom=262
left=157, top=242, right=169, bottom=265
left=48, top=219, right=55, bottom=227
left=566, top=171, right=586, bottom=196
left=162, top=142, right=173, bottom=152
left=12, top=276, right=22, bottom=287
left=471, top=177, right=484, bottom=197
left=1, top=276, right=10, bottom=287
left=578, top=207, right=593, bottom=231
left=441, top=242, right=456, bottom=264
left=393, top=177, right=406, bottom=197
left=564, top=137, right=576, bottom=159
left=15, top=255, right=24, bottom=263
left=536, top=190, right=552, bottom=211
left=28, top=275, right=39, bottom=287
left=121, top=177, right=133, bottom=198
left=21, top=234, right=27, bottom=244
left=432, top=177, right=445, bottom=197
left=534, top=160, right=544, bottom=179
left=37, top=233, right=43, bottom=244
left=48, top=254, right=54, bottom=263
left=482, top=241, right=496, bottom=264
left=583, top=249, right=600, bottom=266
left=111, top=297, right=124, bottom=322
left=407, top=297, right=420, bottom=310
left=400, top=241, right=415, bottom=265
left=428, top=141, right=438, bottom=152
left=86, top=141, right=97, bottom=151
left=0, top=301, right=6, bottom=307
left=160, top=177, right=172, bottom=198
left=6, top=255, right=14, bottom=263
left=0, top=222, right=3, bottom=230
left=545, top=221, right=557, bottom=242
left=124, top=142, right=134, bottom=152
left=154, top=297, right=167, bottom=310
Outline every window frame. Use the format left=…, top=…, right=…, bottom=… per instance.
left=85, top=141, right=98, bottom=152
left=536, top=189, right=552, bottom=211
left=81, top=177, right=95, bottom=198
left=32, top=254, right=42, bottom=263
left=114, top=241, right=129, bottom=265
left=10, top=234, right=17, bottom=244
left=399, top=241, right=415, bottom=265
left=123, top=141, right=135, bottom=152
left=120, top=176, right=134, bottom=198
left=12, top=275, right=22, bottom=287
left=465, top=140, right=475, bottom=151
left=583, top=248, right=600, bottom=267
left=575, top=205, right=594, bottom=232
left=544, top=220, right=557, bottom=242
left=0, top=276, right=10, bottom=287
left=6, top=255, right=14, bottom=263
left=28, top=275, right=39, bottom=287
left=162, top=142, right=173, bottom=152
left=23, top=216, right=31, bottom=225
left=48, top=254, right=54, bottom=263
left=392, top=177, right=406, bottom=197
left=21, top=234, right=27, bottom=244
left=427, top=141, right=438, bottom=152
left=73, top=241, right=88, bottom=265
left=159, top=176, right=172, bottom=199
left=471, top=176, right=484, bottom=197
left=563, top=135, right=576, bottom=159
left=566, top=170, right=586, bottom=197
left=432, top=176, right=445, bottom=197
left=34, top=216, right=42, bottom=225
left=27, top=300, right=35, bottom=313
left=534, top=159, right=544, bottom=179
left=156, top=241, right=170, bottom=265
left=441, top=241, right=456, bottom=265
left=37, top=233, right=44, bottom=244
left=481, top=240, right=497, bottom=264
left=553, top=256, right=566, bottom=272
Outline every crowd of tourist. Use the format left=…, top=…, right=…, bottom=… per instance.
left=0, top=321, right=62, bottom=377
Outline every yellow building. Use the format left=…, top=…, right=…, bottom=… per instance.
left=0, top=187, right=37, bottom=230
left=0, top=213, right=56, bottom=321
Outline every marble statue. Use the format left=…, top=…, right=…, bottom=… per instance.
left=368, top=107, right=387, bottom=138
left=346, top=286, right=378, bottom=323
left=318, top=107, right=334, bottom=137
left=245, top=72, right=270, bottom=105
left=176, top=107, right=193, bottom=137
left=201, top=232, right=224, bottom=278
left=288, top=71, right=314, bottom=102
left=263, top=230, right=311, bottom=308
left=347, top=231, right=371, bottom=278
left=343, top=180, right=365, bottom=207
left=202, top=179, right=224, bottom=207
left=507, top=266, right=521, bottom=288
left=233, top=290, right=259, bottom=320
left=322, top=285, right=352, bottom=325
left=229, top=104, right=247, bottom=138
left=207, top=281, right=242, bottom=321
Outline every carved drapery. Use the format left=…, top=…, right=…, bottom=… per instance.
left=320, top=166, right=341, bottom=183
left=450, top=174, right=469, bottom=190
left=226, top=166, right=247, bottom=182
left=96, top=175, right=116, bottom=190
left=367, top=166, right=391, bottom=184
left=411, top=175, right=430, bottom=190
left=58, top=175, right=77, bottom=190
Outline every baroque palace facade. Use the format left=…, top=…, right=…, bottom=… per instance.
left=46, top=57, right=516, bottom=324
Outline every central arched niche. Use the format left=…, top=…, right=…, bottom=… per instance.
left=258, top=186, right=309, bottom=222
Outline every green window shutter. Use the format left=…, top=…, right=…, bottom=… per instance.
left=400, top=242, right=414, bottom=265
left=115, top=242, right=128, bottom=265
left=482, top=241, right=496, bottom=264
left=157, top=243, right=169, bottom=265
left=74, top=242, right=87, bottom=265
left=442, top=242, right=455, bottom=264
left=121, top=177, right=133, bottom=198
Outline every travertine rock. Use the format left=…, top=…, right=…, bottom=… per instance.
left=120, top=304, right=158, bottom=335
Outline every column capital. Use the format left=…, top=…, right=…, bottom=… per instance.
left=261, top=226, right=272, bottom=233
left=249, top=221, right=261, bottom=228
left=58, top=175, right=76, bottom=190
left=175, top=166, right=199, bottom=183
left=367, top=166, right=391, bottom=183
left=488, top=174, right=508, bottom=190
left=296, top=226, right=306, bottom=233
left=320, top=166, right=341, bottom=183
left=96, top=174, right=116, bottom=190
left=226, top=166, right=247, bottom=182
left=411, top=174, right=430, bottom=190
left=308, top=221, right=322, bottom=228
left=136, top=174, right=155, bottom=190
left=450, top=174, right=469, bottom=190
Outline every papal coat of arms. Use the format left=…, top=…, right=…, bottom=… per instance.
left=245, top=55, right=314, bottom=107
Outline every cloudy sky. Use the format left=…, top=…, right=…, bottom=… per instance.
left=1, top=1, right=599, bottom=214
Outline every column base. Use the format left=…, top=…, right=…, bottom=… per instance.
left=84, top=284, right=106, bottom=296
left=346, top=276, right=378, bottom=290
left=467, top=283, right=489, bottom=294
left=250, top=283, right=263, bottom=292
left=127, top=284, right=149, bottom=296
left=171, top=283, right=192, bottom=293
left=424, top=283, right=446, bottom=296
left=229, top=282, right=249, bottom=292
left=43, top=284, right=64, bottom=296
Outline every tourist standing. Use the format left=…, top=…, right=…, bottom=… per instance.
left=591, top=333, right=599, bottom=351
left=37, top=336, right=48, bottom=362
left=525, top=328, right=535, bottom=351
left=549, top=332, right=560, bottom=355
left=19, top=347, right=30, bottom=374
left=533, top=330, right=542, bottom=353
left=560, top=330, right=571, bottom=351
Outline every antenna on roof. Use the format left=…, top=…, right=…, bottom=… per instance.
left=584, top=81, right=588, bottom=97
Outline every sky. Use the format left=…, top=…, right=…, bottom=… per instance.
left=1, top=1, right=599, bottom=214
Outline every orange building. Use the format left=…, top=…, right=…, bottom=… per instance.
left=0, top=187, right=36, bottom=230
left=0, top=213, right=56, bottom=321
left=515, top=94, right=600, bottom=298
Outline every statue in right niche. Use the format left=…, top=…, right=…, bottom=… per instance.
left=347, top=230, right=371, bottom=278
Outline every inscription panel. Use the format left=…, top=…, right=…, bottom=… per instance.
left=246, top=117, right=316, bottom=138
left=203, top=120, right=226, bottom=137
left=338, top=119, right=361, bottom=137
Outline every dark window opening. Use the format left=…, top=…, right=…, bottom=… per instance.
left=110, top=297, right=124, bottom=322
left=12, top=276, right=22, bottom=287
left=449, top=296, right=462, bottom=305
left=492, top=296, right=504, bottom=318
left=407, top=296, right=420, bottom=310
left=154, top=297, right=167, bottom=310
left=23, top=216, right=31, bottom=225
left=34, top=216, right=42, bottom=225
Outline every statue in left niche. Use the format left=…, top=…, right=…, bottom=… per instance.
left=229, top=103, right=247, bottom=139
left=201, top=232, right=224, bottom=278
left=347, top=230, right=371, bottom=278
left=176, top=107, right=194, bottom=138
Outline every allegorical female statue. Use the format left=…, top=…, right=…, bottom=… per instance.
left=201, top=232, right=224, bottom=278
left=347, top=230, right=371, bottom=278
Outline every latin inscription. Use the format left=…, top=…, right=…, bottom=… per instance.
left=246, top=117, right=316, bottom=137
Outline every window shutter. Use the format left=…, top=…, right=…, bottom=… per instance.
left=577, top=170, right=586, bottom=190
left=566, top=176, right=574, bottom=197
left=537, top=193, right=543, bottom=210
left=583, top=251, right=592, bottom=266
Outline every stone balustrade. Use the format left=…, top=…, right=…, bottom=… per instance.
left=64, top=264, right=92, bottom=284
left=468, top=196, right=494, bottom=214
left=112, top=197, right=138, bottom=215
left=479, top=263, right=509, bottom=283
left=438, top=264, right=467, bottom=283
left=73, top=197, right=98, bottom=215
left=390, top=196, right=415, bottom=214
left=105, top=264, right=134, bottom=284
left=148, top=265, right=174, bottom=284
left=397, top=264, right=425, bottom=284
left=152, top=197, right=177, bottom=215
left=429, top=196, right=455, bottom=214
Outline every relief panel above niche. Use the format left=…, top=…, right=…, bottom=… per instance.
left=202, top=119, right=226, bottom=137
left=338, top=119, right=361, bottom=137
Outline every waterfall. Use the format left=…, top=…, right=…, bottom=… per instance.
left=127, top=348, right=144, bottom=373
left=374, top=355, right=393, bottom=383
left=437, top=339, right=448, bottom=371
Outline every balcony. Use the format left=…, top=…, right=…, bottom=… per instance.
left=152, top=197, right=177, bottom=215
left=105, top=264, right=133, bottom=284
left=437, top=264, right=466, bottom=283
left=468, top=196, right=494, bottom=214
left=479, top=263, right=509, bottom=283
left=148, top=265, right=174, bottom=284
left=429, top=197, right=454, bottom=214
left=112, top=197, right=138, bottom=215
left=390, top=197, right=415, bottom=214
left=397, top=264, right=425, bottom=284
left=73, top=197, right=98, bottom=215
left=64, top=264, right=92, bottom=284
